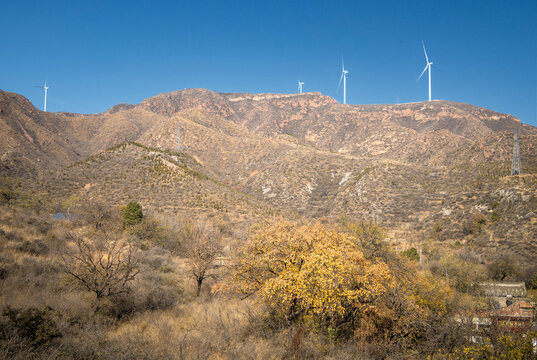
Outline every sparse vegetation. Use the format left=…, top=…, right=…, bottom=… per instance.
left=2, top=90, right=537, bottom=358
left=1, top=185, right=536, bottom=358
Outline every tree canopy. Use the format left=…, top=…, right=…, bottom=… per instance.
left=232, top=222, right=394, bottom=325
left=231, top=221, right=458, bottom=347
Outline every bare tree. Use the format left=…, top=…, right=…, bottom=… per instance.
left=183, top=220, right=222, bottom=296
left=83, top=202, right=121, bottom=231
left=61, top=233, right=140, bottom=298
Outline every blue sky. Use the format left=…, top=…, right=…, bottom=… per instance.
left=1, top=0, right=536, bottom=126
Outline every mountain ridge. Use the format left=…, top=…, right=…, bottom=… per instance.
left=2, top=88, right=537, bottom=262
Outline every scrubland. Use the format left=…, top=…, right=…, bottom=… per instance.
left=0, top=195, right=536, bottom=359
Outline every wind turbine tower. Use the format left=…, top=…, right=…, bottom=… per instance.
left=35, top=81, right=50, bottom=112
left=511, top=130, right=522, bottom=175
left=298, top=80, right=304, bottom=94
left=417, top=42, right=433, bottom=101
left=338, top=59, right=349, bottom=104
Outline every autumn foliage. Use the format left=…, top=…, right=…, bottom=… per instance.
left=232, top=221, right=461, bottom=352
left=234, top=222, right=394, bottom=327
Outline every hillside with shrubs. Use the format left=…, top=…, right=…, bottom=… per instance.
left=1, top=88, right=537, bottom=358
left=1, top=194, right=536, bottom=358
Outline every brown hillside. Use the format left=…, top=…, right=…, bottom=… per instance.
left=0, top=90, right=82, bottom=176
left=44, top=142, right=280, bottom=224
left=2, top=89, right=537, bottom=262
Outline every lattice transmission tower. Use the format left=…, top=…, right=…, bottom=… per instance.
left=511, top=130, right=522, bottom=175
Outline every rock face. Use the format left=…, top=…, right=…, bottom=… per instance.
left=2, top=88, right=537, bottom=262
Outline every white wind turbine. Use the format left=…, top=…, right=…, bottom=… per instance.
left=35, top=81, right=50, bottom=112
left=338, top=58, right=349, bottom=104
left=298, top=80, right=304, bottom=94
left=417, top=41, right=433, bottom=101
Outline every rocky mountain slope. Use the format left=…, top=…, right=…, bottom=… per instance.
left=0, top=91, right=82, bottom=177
left=1, top=88, right=536, bottom=262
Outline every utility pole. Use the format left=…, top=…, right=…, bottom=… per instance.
left=511, top=131, right=522, bottom=175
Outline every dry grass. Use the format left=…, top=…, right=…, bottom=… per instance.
left=0, top=201, right=533, bottom=359
left=0, top=204, right=377, bottom=359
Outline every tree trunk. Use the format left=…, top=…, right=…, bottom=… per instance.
left=196, top=277, right=203, bottom=296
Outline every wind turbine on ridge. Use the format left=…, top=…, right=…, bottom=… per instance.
left=338, top=58, right=349, bottom=104
left=417, top=41, right=433, bottom=101
left=35, top=81, right=50, bottom=112
left=298, top=80, right=304, bottom=94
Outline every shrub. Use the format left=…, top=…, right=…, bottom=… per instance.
left=402, top=247, right=420, bottom=262
left=430, top=253, right=487, bottom=294
left=0, top=266, right=8, bottom=280
left=462, top=213, right=487, bottom=235
left=141, top=283, right=179, bottom=311
left=461, top=332, right=537, bottom=360
left=490, top=210, right=500, bottom=222
left=33, top=220, right=52, bottom=235
left=487, top=256, right=520, bottom=281
left=523, top=267, right=537, bottom=289
left=0, top=177, right=21, bottom=204
left=472, top=213, right=487, bottom=229
left=17, top=239, right=49, bottom=255
left=128, top=215, right=172, bottom=250
left=462, top=220, right=473, bottom=235
left=123, top=201, right=143, bottom=226
left=97, top=280, right=179, bottom=319
left=340, top=220, right=388, bottom=260
left=1, top=306, right=61, bottom=348
left=433, top=222, right=443, bottom=233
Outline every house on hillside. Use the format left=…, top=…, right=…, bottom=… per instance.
left=469, top=282, right=536, bottom=340
left=479, top=282, right=527, bottom=307
left=473, top=300, right=536, bottom=334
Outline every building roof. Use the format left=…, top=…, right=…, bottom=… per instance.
left=479, top=282, right=527, bottom=297
left=476, top=300, right=535, bottom=320
left=496, top=300, right=535, bottom=318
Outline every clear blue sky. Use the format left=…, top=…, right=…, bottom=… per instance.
left=1, top=0, right=536, bottom=126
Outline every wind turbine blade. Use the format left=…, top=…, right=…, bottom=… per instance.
left=422, top=41, right=429, bottom=63
left=417, top=64, right=428, bottom=82
left=337, top=72, right=344, bottom=90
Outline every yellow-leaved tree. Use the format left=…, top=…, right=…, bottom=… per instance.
left=232, top=220, right=464, bottom=351
left=232, top=222, right=394, bottom=331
